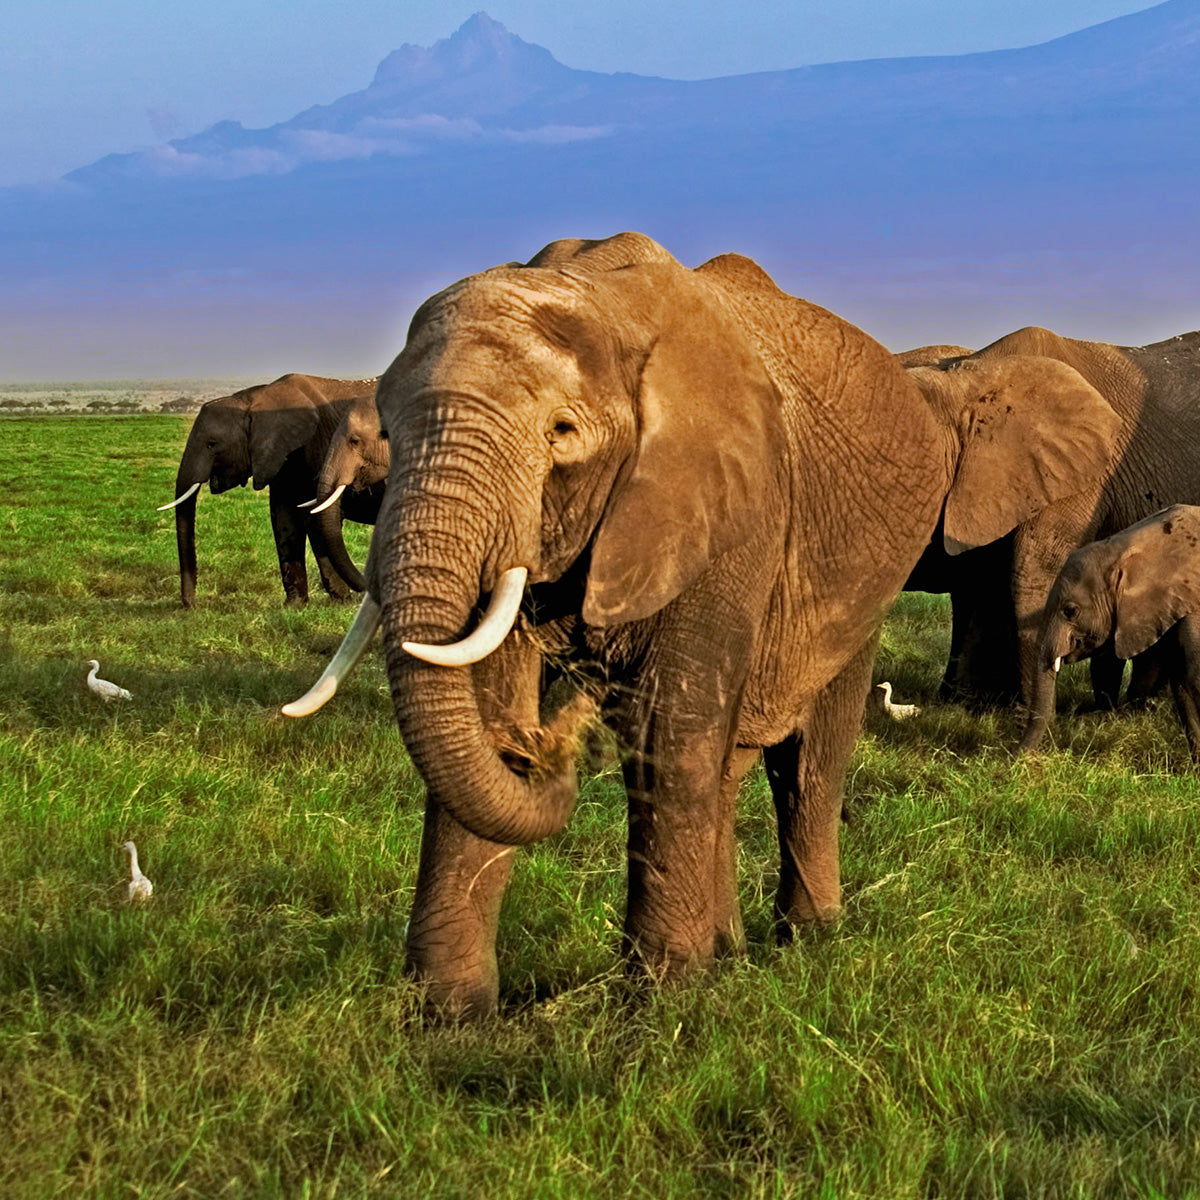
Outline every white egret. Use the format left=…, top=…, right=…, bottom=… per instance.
left=86, top=660, right=132, bottom=702
left=876, top=681, right=920, bottom=721
left=123, top=841, right=153, bottom=902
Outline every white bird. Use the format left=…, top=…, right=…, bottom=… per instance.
left=86, top=660, right=132, bottom=702
left=877, top=681, right=920, bottom=720
left=122, top=841, right=153, bottom=902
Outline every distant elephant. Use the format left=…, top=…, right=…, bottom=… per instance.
left=285, top=232, right=1118, bottom=1016
left=1023, top=505, right=1200, bottom=761
left=906, top=326, right=1200, bottom=716
left=308, top=393, right=390, bottom=593
left=162, top=373, right=376, bottom=607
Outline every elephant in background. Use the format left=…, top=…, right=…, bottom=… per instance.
left=895, top=344, right=973, bottom=368
left=308, top=393, right=391, bottom=593
left=1024, top=505, right=1200, bottom=762
left=286, top=232, right=1118, bottom=1016
left=163, top=373, right=376, bottom=607
left=904, top=327, right=1200, bottom=719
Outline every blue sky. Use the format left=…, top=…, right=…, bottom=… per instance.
left=0, top=0, right=1153, bottom=187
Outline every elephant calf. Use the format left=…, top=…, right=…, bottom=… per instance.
left=1022, top=505, right=1200, bottom=761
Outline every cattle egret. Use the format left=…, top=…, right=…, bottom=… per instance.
left=123, top=841, right=153, bottom=902
left=877, top=681, right=920, bottom=720
left=87, top=660, right=132, bottom=702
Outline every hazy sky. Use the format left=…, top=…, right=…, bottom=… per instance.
left=0, top=0, right=1155, bottom=187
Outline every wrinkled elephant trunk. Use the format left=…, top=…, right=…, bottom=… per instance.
left=375, top=484, right=583, bottom=846
left=315, top=497, right=367, bottom=592
left=1018, top=626, right=1067, bottom=753
left=174, top=483, right=199, bottom=608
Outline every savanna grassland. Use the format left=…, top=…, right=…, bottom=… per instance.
left=4, top=413, right=1200, bottom=1199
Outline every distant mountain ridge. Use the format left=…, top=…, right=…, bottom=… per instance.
left=3, top=4, right=1198, bottom=377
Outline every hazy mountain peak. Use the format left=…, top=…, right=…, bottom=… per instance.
left=370, top=12, right=563, bottom=91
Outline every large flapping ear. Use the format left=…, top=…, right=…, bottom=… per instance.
left=915, top=355, right=1122, bottom=554
left=1113, top=506, right=1200, bottom=658
left=582, top=270, right=785, bottom=626
left=248, top=381, right=320, bottom=489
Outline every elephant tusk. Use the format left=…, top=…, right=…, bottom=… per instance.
left=403, top=567, right=528, bottom=667
left=157, top=481, right=201, bottom=510
left=281, top=594, right=381, bottom=717
left=1053, top=657, right=1062, bottom=674
left=296, top=497, right=319, bottom=509
left=309, top=483, right=346, bottom=515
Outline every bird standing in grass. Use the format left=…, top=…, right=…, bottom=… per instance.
left=877, top=681, right=920, bottom=720
left=123, top=841, right=153, bottom=902
left=86, top=660, right=131, bottom=702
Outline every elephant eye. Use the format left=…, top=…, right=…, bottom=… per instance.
left=348, top=435, right=360, bottom=447
left=206, top=439, right=217, bottom=449
left=1061, top=602, right=1078, bottom=619
left=379, top=427, right=388, bottom=441
left=552, top=419, right=577, bottom=438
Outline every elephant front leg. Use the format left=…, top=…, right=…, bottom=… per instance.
left=1170, top=617, right=1200, bottom=764
left=622, top=714, right=745, bottom=977
left=766, top=633, right=877, bottom=937
left=268, top=487, right=309, bottom=607
left=405, top=801, right=516, bottom=1017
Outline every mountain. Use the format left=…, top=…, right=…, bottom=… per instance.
left=1, top=5, right=1197, bottom=378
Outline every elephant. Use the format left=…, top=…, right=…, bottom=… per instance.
left=307, top=392, right=391, bottom=593
left=894, top=344, right=973, bottom=368
left=162, top=373, right=376, bottom=607
left=901, top=326, right=1200, bottom=721
left=1023, top=505, right=1200, bottom=762
left=284, top=232, right=1119, bottom=1016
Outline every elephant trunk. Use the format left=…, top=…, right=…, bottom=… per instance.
left=1018, top=625, right=1068, bottom=753
left=374, top=479, right=581, bottom=847
left=173, top=481, right=200, bottom=608
left=314, top=450, right=367, bottom=591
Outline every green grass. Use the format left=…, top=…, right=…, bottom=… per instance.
left=4, top=414, right=1200, bottom=1198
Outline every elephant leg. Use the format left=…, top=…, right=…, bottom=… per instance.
left=405, top=804, right=516, bottom=1017
left=1170, top=618, right=1200, bottom=764
left=714, top=746, right=761, bottom=958
left=1127, top=647, right=1169, bottom=708
left=943, top=536, right=1020, bottom=708
left=268, top=487, right=309, bottom=607
left=767, top=632, right=878, bottom=937
left=306, top=513, right=356, bottom=601
left=1088, top=644, right=1125, bottom=710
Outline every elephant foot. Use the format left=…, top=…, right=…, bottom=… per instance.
left=283, top=593, right=309, bottom=609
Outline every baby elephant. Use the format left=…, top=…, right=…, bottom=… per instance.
left=1021, top=505, right=1200, bottom=760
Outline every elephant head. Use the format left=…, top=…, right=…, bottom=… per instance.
left=308, top=393, right=390, bottom=593
left=287, top=232, right=782, bottom=846
left=1020, top=505, right=1200, bottom=750
left=161, top=373, right=370, bottom=607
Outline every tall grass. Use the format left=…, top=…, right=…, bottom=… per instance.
left=3, top=415, right=1200, bottom=1198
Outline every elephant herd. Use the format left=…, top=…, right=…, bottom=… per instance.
left=161, top=232, right=1200, bottom=1016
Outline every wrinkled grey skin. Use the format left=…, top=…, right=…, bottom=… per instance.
left=906, top=326, right=1200, bottom=714
left=1021, top=505, right=1200, bottom=759
left=346, top=232, right=1119, bottom=1017
left=170, top=374, right=375, bottom=607
left=311, top=393, right=390, bottom=592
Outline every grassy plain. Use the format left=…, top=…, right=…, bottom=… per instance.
left=3, top=414, right=1200, bottom=1198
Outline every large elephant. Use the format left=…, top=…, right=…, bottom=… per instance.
left=286, top=233, right=1118, bottom=1016
left=900, top=327, right=1200, bottom=734
left=308, top=393, right=391, bottom=593
left=163, top=373, right=376, bottom=607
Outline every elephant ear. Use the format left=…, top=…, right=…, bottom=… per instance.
left=1113, top=507, right=1200, bottom=658
left=248, top=381, right=320, bottom=489
left=924, top=355, right=1122, bottom=554
left=581, top=279, right=784, bottom=626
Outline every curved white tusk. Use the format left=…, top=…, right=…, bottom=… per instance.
left=403, top=567, right=528, bottom=667
left=1053, top=657, right=1062, bottom=674
left=297, top=497, right=319, bottom=509
left=281, top=594, right=381, bottom=717
left=157, top=481, right=201, bottom=510
left=309, top=483, right=347, bottom=515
